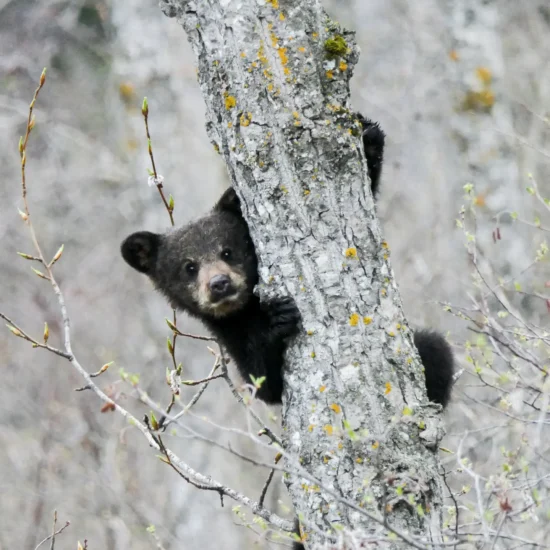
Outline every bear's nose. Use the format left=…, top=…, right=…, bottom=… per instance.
left=209, top=274, right=232, bottom=299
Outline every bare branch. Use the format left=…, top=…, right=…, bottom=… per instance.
left=33, top=511, right=70, bottom=550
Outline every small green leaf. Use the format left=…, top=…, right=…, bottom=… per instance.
left=150, top=412, right=159, bottom=430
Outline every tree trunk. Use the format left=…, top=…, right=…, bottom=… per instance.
left=160, top=0, right=446, bottom=546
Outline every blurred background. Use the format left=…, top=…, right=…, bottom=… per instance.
left=1, top=0, right=549, bottom=548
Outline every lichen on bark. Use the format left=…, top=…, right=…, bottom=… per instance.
left=160, top=0, right=446, bottom=546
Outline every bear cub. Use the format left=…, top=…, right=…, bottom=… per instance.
left=121, top=116, right=454, bottom=408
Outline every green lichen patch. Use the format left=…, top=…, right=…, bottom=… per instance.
left=324, top=35, right=347, bottom=57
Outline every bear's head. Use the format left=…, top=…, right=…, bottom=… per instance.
left=121, top=188, right=258, bottom=319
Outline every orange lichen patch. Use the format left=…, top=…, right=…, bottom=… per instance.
left=388, top=331, right=395, bottom=337
left=372, top=441, right=379, bottom=449
left=345, top=247, right=357, bottom=258
left=349, top=313, right=360, bottom=326
left=312, top=32, right=318, bottom=39
left=476, top=66, right=492, bottom=85
left=308, top=424, right=315, bottom=432
left=303, top=189, right=310, bottom=196
left=225, top=95, right=236, bottom=110
left=258, top=42, right=268, bottom=66
left=326, top=70, right=334, bottom=79
left=324, top=425, right=334, bottom=435
left=384, top=382, right=392, bottom=395
left=381, top=241, right=389, bottom=249
left=449, top=49, right=459, bottom=61
left=330, top=403, right=342, bottom=414
left=240, top=52, right=247, bottom=58
left=279, top=12, right=285, bottom=20
left=356, top=457, right=363, bottom=464
left=227, top=121, right=233, bottom=128
left=319, top=385, right=327, bottom=392
left=239, top=112, right=252, bottom=127
left=339, top=60, right=348, bottom=71
left=267, top=0, right=279, bottom=7
left=363, top=316, right=372, bottom=325
left=298, top=46, right=306, bottom=53
left=267, top=83, right=274, bottom=92
left=278, top=47, right=289, bottom=74
left=463, top=89, right=495, bottom=111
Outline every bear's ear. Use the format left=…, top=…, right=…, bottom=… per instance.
left=121, top=231, right=161, bottom=274
left=214, top=187, right=242, bottom=217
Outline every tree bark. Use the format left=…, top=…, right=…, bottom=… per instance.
left=160, top=0, right=446, bottom=546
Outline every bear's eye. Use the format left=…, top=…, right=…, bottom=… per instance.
left=184, top=261, right=198, bottom=276
left=221, top=248, right=232, bottom=261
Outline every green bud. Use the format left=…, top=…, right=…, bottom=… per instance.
left=31, top=267, right=48, bottom=280
left=150, top=412, right=159, bottom=430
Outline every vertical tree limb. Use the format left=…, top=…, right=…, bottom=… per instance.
left=160, top=0, right=446, bottom=546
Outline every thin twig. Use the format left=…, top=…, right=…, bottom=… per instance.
left=219, top=347, right=283, bottom=447
left=0, top=311, right=70, bottom=359
left=182, top=373, right=224, bottom=386
left=259, top=468, right=276, bottom=508
left=34, top=511, right=70, bottom=550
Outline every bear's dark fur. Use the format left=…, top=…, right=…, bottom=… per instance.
left=121, top=115, right=453, bottom=408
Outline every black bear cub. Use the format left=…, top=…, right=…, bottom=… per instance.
left=121, top=116, right=454, bottom=408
